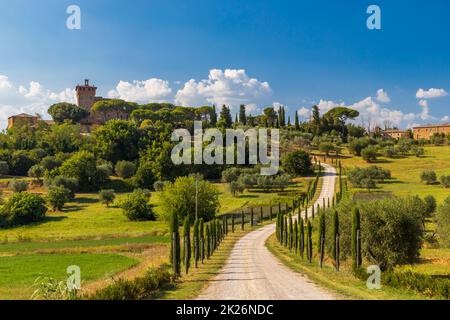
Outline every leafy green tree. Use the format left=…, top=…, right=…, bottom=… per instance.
left=93, top=120, right=140, bottom=163
left=115, top=161, right=137, bottom=179
left=263, top=107, right=277, bottom=127
left=282, top=150, right=312, bottom=176
left=133, top=160, right=156, bottom=189
left=28, top=164, right=45, bottom=184
left=118, top=189, right=155, bottom=221
left=361, top=146, right=377, bottom=163
left=0, top=161, right=9, bottom=177
left=436, top=196, right=450, bottom=247
left=47, top=186, right=70, bottom=211
left=319, top=142, right=335, bottom=156
left=44, top=175, right=78, bottom=199
left=182, top=217, right=191, bottom=274
left=348, top=138, right=371, bottom=156
left=159, top=176, right=219, bottom=222
left=59, top=151, right=105, bottom=192
left=99, top=189, right=116, bottom=207
left=229, top=181, right=245, bottom=197
left=440, top=175, right=450, bottom=188
left=170, top=213, right=181, bottom=276
left=42, top=123, right=83, bottom=154
left=423, top=195, right=437, bottom=218
left=48, top=103, right=88, bottom=124
left=40, top=156, right=60, bottom=172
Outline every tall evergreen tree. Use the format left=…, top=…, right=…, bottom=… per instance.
left=170, top=213, right=181, bottom=276
left=289, top=214, right=293, bottom=250
left=284, top=215, right=288, bottom=247
left=307, top=220, right=313, bottom=263
left=332, top=209, right=340, bottom=271
left=294, top=111, right=300, bottom=130
left=218, top=105, right=233, bottom=128
left=351, top=208, right=362, bottom=269
left=183, top=217, right=191, bottom=274
left=294, top=221, right=298, bottom=253
left=205, top=224, right=210, bottom=259
left=211, top=105, right=217, bottom=125
left=241, top=210, right=245, bottom=230
left=299, top=218, right=305, bottom=258
left=193, top=218, right=199, bottom=268
left=199, top=218, right=204, bottom=263
left=231, top=214, right=235, bottom=233
left=239, top=104, right=247, bottom=125
left=318, top=210, right=326, bottom=269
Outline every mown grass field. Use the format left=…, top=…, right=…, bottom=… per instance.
left=0, top=179, right=307, bottom=299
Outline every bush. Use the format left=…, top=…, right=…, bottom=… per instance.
left=348, top=138, right=371, bottom=156
left=282, top=150, right=312, bottom=176
left=47, top=186, right=70, bottom=211
left=28, top=164, right=45, bottom=182
left=119, top=189, right=155, bottom=221
left=89, top=265, right=173, bottom=300
left=45, top=176, right=78, bottom=199
left=436, top=196, right=450, bottom=247
left=382, top=147, right=397, bottom=158
left=411, top=146, right=425, bottom=157
left=9, top=179, right=28, bottom=193
left=361, top=146, right=377, bottom=162
left=0, top=161, right=9, bottom=176
left=133, top=161, right=156, bottom=189
left=229, top=181, right=245, bottom=197
left=347, top=166, right=391, bottom=188
left=153, top=181, right=166, bottom=192
left=99, top=189, right=116, bottom=207
left=1, top=192, right=47, bottom=226
left=115, top=161, right=137, bottom=179
left=40, top=156, right=61, bottom=172
left=359, top=196, right=424, bottom=270
left=423, top=195, right=437, bottom=218
left=420, top=170, right=437, bottom=185
left=221, top=167, right=241, bottom=183
left=318, top=142, right=335, bottom=156
left=440, top=175, right=450, bottom=188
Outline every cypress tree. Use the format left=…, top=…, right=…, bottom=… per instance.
left=241, top=210, right=245, bottom=230
left=318, top=210, right=325, bottom=269
left=299, top=218, right=305, bottom=258
left=183, top=217, right=191, bottom=274
left=294, top=221, right=298, bottom=254
left=251, top=208, right=254, bottom=227
left=278, top=202, right=281, bottom=215
left=231, top=214, right=235, bottom=233
left=279, top=213, right=284, bottom=244
left=212, top=220, right=216, bottom=251
left=260, top=207, right=263, bottom=224
left=170, top=213, right=181, bottom=276
left=239, top=104, right=247, bottom=125
left=199, top=218, right=204, bottom=263
left=307, top=220, right=312, bottom=263
left=206, top=224, right=210, bottom=259
left=351, top=208, right=362, bottom=269
left=269, top=206, right=273, bottom=220
left=312, top=205, right=315, bottom=219
left=305, top=207, right=308, bottom=221
left=193, top=218, right=199, bottom=268
left=328, top=197, right=330, bottom=208
left=289, top=214, right=293, bottom=250
left=211, top=105, right=217, bottom=126
left=332, top=209, right=340, bottom=271
left=294, top=111, right=300, bottom=130
left=284, top=215, right=288, bottom=247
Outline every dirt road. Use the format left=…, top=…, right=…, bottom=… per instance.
left=197, top=164, right=337, bottom=300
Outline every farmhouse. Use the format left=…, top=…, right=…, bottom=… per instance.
left=7, top=113, right=53, bottom=129
left=412, top=123, right=450, bottom=140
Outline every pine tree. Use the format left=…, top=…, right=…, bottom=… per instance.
left=239, top=104, right=247, bottom=125
left=299, top=218, right=305, bottom=258
left=199, top=218, right=204, bottom=263
left=183, top=217, right=191, bottom=274
left=193, top=218, right=199, bottom=268
left=307, top=220, right=313, bottom=263
left=218, top=105, right=232, bottom=128
left=318, top=210, right=326, bottom=269
left=294, top=111, right=300, bottom=130
left=332, top=209, right=340, bottom=271
left=170, top=213, right=181, bottom=276
left=351, top=208, right=362, bottom=269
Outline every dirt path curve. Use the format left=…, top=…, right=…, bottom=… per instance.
left=197, top=163, right=337, bottom=300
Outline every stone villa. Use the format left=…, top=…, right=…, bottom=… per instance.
left=412, top=123, right=450, bottom=140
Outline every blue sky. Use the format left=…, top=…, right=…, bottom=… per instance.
left=0, top=0, right=449, bottom=129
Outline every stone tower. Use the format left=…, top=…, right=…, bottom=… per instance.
left=75, top=79, right=98, bottom=111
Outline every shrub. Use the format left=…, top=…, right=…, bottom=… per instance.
left=423, top=195, right=437, bottom=218
left=47, top=186, right=70, bottom=211
left=229, top=181, right=245, bottom=197
left=153, top=181, right=166, bottom=191
left=436, top=196, right=450, bottom=247
left=40, top=156, right=61, bottom=172
left=28, top=164, right=45, bottom=183
left=0, top=161, right=9, bottom=176
left=420, top=170, right=437, bottom=185
left=45, top=176, right=78, bottom=199
left=440, top=175, right=450, bottom=188
left=318, top=142, right=335, bottom=156
left=282, top=150, right=312, bottom=176
left=411, top=146, right=425, bottom=157
left=382, top=147, right=397, bottom=158
left=119, top=189, right=155, bottom=221
left=115, top=161, right=137, bottom=179
left=133, top=161, right=156, bottom=189
left=99, top=189, right=116, bottom=207
left=221, top=167, right=241, bottom=183
left=361, top=146, right=377, bottom=162
left=348, top=138, right=371, bottom=156
left=1, top=192, right=47, bottom=226
left=9, top=179, right=28, bottom=193
left=359, top=196, right=424, bottom=270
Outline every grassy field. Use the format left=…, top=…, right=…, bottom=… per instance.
left=339, top=145, right=450, bottom=203
left=0, top=253, right=138, bottom=299
left=266, top=235, right=428, bottom=300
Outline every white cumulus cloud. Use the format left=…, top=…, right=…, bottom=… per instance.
left=416, top=88, right=447, bottom=99
left=175, top=69, right=271, bottom=112
left=376, top=89, right=390, bottom=103
left=108, top=78, right=172, bottom=103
